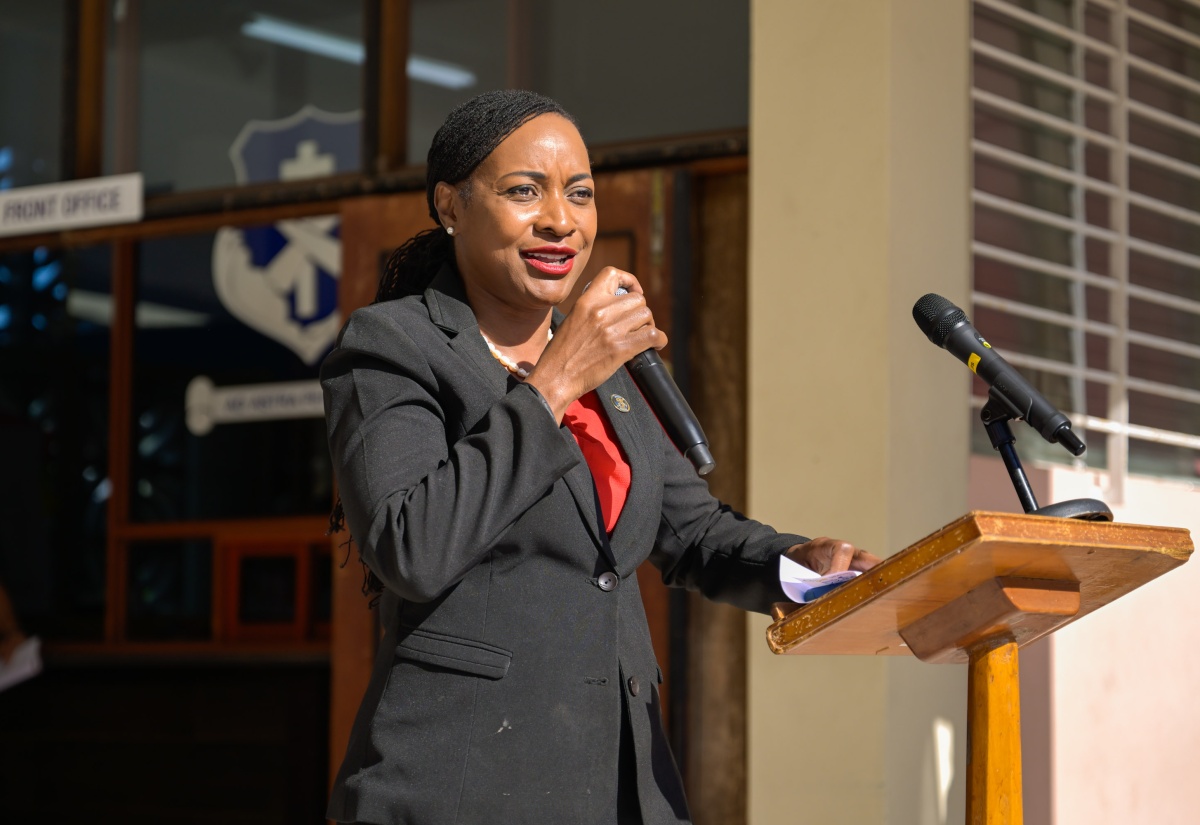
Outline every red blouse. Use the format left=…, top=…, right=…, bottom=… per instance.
left=562, top=392, right=632, bottom=533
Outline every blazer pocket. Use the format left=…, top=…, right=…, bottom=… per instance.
left=396, top=627, right=513, bottom=679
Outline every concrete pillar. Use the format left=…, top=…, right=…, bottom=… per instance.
left=747, top=1, right=972, bottom=822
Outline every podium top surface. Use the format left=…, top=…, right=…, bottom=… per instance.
left=767, top=510, right=1193, bottom=659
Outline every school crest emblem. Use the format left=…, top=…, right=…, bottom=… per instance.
left=211, top=106, right=360, bottom=364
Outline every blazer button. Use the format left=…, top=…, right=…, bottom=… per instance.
left=597, top=572, right=618, bottom=592
left=628, top=676, right=640, bottom=697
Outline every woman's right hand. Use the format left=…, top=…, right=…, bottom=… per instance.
left=526, top=266, right=667, bottom=423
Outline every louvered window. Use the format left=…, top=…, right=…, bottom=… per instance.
left=972, top=0, right=1200, bottom=491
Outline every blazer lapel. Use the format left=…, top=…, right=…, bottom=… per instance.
left=560, top=450, right=610, bottom=564
left=544, top=311, right=609, bottom=561
left=425, top=265, right=508, bottom=398
left=425, top=279, right=608, bottom=557
left=595, top=367, right=656, bottom=574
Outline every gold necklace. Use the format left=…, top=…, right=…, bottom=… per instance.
left=480, top=328, right=553, bottom=379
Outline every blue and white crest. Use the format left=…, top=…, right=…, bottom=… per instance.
left=212, top=105, right=360, bottom=365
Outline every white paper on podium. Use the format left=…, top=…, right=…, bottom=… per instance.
left=779, top=556, right=861, bottom=603
left=0, top=636, right=43, bottom=692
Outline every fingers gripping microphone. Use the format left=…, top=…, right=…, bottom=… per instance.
left=615, top=287, right=715, bottom=475
left=912, top=293, right=1086, bottom=457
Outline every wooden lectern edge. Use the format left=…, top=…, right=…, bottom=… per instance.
left=765, top=511, right=989, bottom=655
left=765, top=510, right=1194, bottom=659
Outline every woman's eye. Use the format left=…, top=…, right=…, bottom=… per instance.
left=508, top=185, right=537, bottom=198
left=569, top=188, right=594, bottom=202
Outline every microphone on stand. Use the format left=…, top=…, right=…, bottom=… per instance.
left=912, top=293, right=1085, bottom=456
left=912, top=292, right=1112, bottom=521
left=615, top=286, right=715, bottom=475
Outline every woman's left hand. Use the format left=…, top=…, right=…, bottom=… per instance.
left=785, top=537, right=882, bottom=575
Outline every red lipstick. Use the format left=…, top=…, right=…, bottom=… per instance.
left=520, top=245, right=577, bottom=275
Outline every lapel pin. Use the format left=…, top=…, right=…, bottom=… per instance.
left=610, top=394, right=631, bottom=413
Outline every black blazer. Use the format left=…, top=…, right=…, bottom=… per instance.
left=321, top=266, right=805, bottom=825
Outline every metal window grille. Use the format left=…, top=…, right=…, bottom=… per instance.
left=972, top=0, right=1200, bottom=498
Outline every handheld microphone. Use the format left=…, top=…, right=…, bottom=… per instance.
left=912, top=293, right=1086, bottom=456
left=615, top=287, right=715, bottom=475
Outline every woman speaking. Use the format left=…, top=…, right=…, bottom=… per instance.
left=322, top=89, right=878, bottom=825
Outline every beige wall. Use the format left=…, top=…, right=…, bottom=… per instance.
left=1043, top=467, right=1200, bottom=825
left=747, top=1, right=971, bottom=823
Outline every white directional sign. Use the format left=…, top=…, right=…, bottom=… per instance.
left=185, top=376, right=324, bottom=436
left=0, top=173, right=143, bottom=237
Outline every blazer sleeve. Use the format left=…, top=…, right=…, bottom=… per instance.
left=648, top=426, right=807, bottom=615
left=321, top=308, right=580, bottom=603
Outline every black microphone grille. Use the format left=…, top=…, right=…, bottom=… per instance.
left=912, top=293, right=968, bottom=348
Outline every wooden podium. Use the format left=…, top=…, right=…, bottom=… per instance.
left=766, top=511, right=1193, bottom=824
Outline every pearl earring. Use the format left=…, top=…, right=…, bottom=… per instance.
left=446, top=226, right=456, bottom=236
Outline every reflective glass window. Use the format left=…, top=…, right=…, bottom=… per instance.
left=126, top=539, right=213, bottom=641
left=130, top=219, right=338, bottom=522
left=0, top=0, right=65, bottom=188
left=0, top=245, right=111, bottom=640
left=408, top=0, right=749, bottom=159
left=238, top=554, right=296, bottom=624
left=222, top=540, right=330, bottom=641
left=104, top=0, right=363, bottom=193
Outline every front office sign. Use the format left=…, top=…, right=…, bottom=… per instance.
left=0, top=173, right=143, bottom=237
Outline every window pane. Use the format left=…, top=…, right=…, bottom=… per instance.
left=0, top=0, right=64, bottom=188
left=408, top=0, right=749, bottom=159
left=1130, top=250, right=1200, bottom=302
left=1129, top=439, right=1200, bottom=481
left=974, top=4, right=1073, bottom=72
left=974, top=55, right=1075, bottom=121
left=975, top=203, right=1074, bottom=264
left=974, top=107, right=1075, bottom=170
left=311, top=543, right=331, bottom=629
left=1129, top=9, right=1200, bottom=82
left=105, top=0, right=363, bottom=193
left=1129, top=389, right=1200, bottom=439
left=238, top=555, right=296, bottom=624
left=126, top=539, right=213, bottom=641
left=0, top=245, right=111, bottom=640
left=1130, top=203, right=1200, bottom=257
left=1130, top=295, right=1200, bottom=347
left=975, top=156, right=1075, bottom=215
left=130, top=223, right=337, bottom=522
left=1132, top=156, right=1200, bottom=213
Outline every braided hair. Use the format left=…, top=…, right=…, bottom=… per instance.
left=374, top=89, right=578, bottom=303
left=334, top=90, right=580, bottom=599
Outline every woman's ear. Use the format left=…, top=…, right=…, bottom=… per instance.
left=433, top=181, right=460, bottom=230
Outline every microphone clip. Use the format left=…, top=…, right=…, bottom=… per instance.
left=979, top=398, right=1112, bottom=521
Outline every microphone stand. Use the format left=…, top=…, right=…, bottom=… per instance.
left=979, top=397, right=1113, bottom=521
